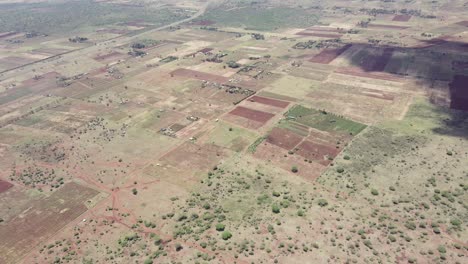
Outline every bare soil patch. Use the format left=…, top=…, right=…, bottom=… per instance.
left=367, top=24, right=409, bottom=30
left=170, top=68, right=229, bottom=84
left=229, top=106, right=275, bottom=123
left=247, top=95, right=289, bottom=108
left=392, top=15, right=411, bottom=22
left=253, top=141, right=325, bottom=181
left=295, top=140, right=339, bottom=166
left=94, top=51, right=125, bottom=62
left=0, top=179, right=13, bottom=193
left=296, top=31, right=343, bottom=38
left=266, top=127, right=303, bottom=150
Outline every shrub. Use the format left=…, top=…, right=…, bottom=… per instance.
left=371, top=189, right=379, bottom=196
left=317, top=199, right=328, bottom=207
left=272, top=204, right=281, bottom=214
left=221, top=231, right=232, bottom=240
left=336, top=168, right=344, bottom=173
left=438, top=245, right=446, bottom=254
left=215, top=223, right=225, bottom=231
left=175, top=243, right=183, bottom=251
left=132, top=188, right=138, bottom=195
left=291, top=166, right=298, bottom=173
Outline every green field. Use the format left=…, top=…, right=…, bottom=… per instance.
left=285, top=105, right=367, bottom=135
left=202, top=7, right=319, bottom=31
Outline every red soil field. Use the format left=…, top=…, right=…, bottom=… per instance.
left=248, top=95, right=289, bottom=108
left=94, top=51, right=124, bottom=61
left=0, top=180, right=13, bottom=193
left=309, top=44, right=352, bottom=64
left=229, top=106, right=275, bottom=123
left=456, top=21, right=468, bottom=27
left=296, top=140, right=340, bottom=166
left=266, top=127, right=303, bottom=150
left=296, top=32, right=343, bottom=38
left=392, top=15, right=412, bottom=22
left=170, top=68, right=229, bottom=84
left=449, top=75, right=468, bottom=111
left=367, top=24, right=409, bottom=30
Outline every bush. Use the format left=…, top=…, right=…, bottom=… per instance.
left=272, top=204, right=281, bottom=214
left=437, top=245, right=446, bottom=254
left=221, top=231, right=232, bottom=240
left=175, top=243, right=183, bottom=251
left=317, top=199, right=328, bottom=207
left=291, top=166, right=298, bottom=173
left=371, top=189, right=379, bottom=196
left=216, top=223, right=225, bottom=231
left=132, top=188, right=138, bottom=195
left=336, top=168, right=344, bottom=173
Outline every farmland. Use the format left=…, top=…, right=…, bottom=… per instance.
left=0, top=0, right=467, bottom=264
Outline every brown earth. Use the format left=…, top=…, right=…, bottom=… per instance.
left=392, top=15, right=412, bottom=22
left=247, top=95, right=289, bottom=108
left=170, top=68, right=229, bottom=84
left=266, top=127, right=304, bottom=150
left=229, top=106, right=275, bottom=123
left=0, top=180, right=13, bottom=193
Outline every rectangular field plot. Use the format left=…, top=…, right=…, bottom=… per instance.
left=250, top=104, right=367, bottom=179
left=309, top=44, right=352, bottom=64
left=229, top=106, right=275, bottom=123
left=285, top=105, right=367, bottom=135
left=247, top=96, right=290, bottom=108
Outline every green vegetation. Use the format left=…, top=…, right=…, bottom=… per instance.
left=285, top=105, right=367, bottom=135
left=221, top=231, right=232, bottom=240
left=0, top=1, right=189, bottom=34
left=202, top=6, right=319, bottom=31
left=247, top=136, right=266, bottom=153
